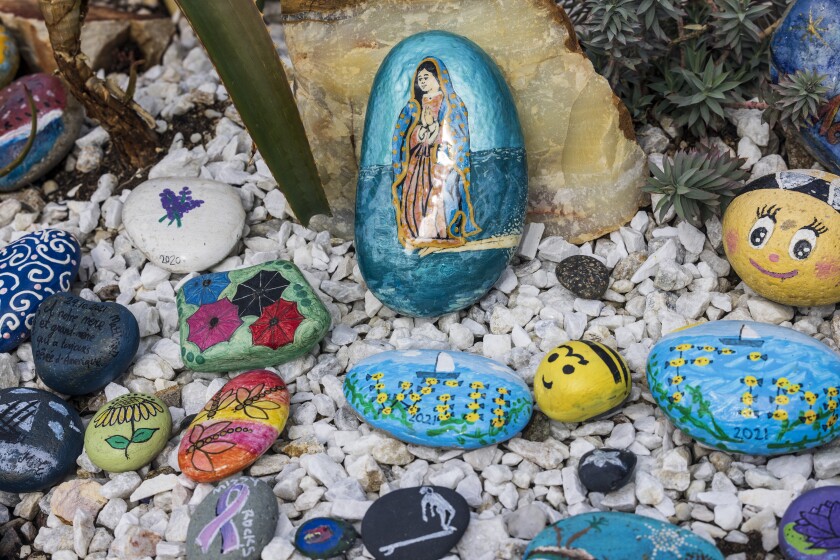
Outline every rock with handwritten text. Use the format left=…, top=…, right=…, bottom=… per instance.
left=123, top=178, right=246, bottom=273
left=0, top=388, right=83, bottom=492
left=32, top=293, right=139, bottom=395
left=186, top=476, right=278, bottom=560
left=0, top=24, right=18, bottom=89
left=362, top=486, right=469, bottom=560
left=178, top=370, right=290, bottom=483
left=295, top=517, right=359, bottom=558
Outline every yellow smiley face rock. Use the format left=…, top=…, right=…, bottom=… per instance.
left=723, top=170, right=840, bottom=307
left=535, top=341, right=632, bottom=423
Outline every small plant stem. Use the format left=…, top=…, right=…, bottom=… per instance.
left=759, top=18, right=782, bottom=40
left=125, top=418, right=136, bottom=459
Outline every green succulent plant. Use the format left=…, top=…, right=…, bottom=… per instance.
left=763, top=69, right=830, bottom=130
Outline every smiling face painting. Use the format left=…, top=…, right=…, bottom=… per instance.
left=723, top=170, right=840, bottom=306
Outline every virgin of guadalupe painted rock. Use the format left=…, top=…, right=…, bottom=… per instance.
left=771, top=0, right=840, bottom=173
left=344, top=350, right=532, bottom=449
left=647, top=321, right=840, bottom=455
left=0, top=25, right=19, bottom=88
left=355, top=30, right=527, bottom=317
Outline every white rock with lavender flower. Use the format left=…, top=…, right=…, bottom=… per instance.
left=122, top=178, right=245, bottom=273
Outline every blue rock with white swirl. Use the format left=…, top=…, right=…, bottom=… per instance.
left=0, top=229, right=81, bottom=353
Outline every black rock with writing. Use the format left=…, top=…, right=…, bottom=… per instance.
left=361, top=486, right=469, bottom=560
left=0, top=388, right=83, bottom=492
left=578, top=447, right=637, bottom=494
left=186, top=476, right=278, bottom=560
left=32, top=293, right=139, bottom=395
left=557, top=255, right=610, bottom=300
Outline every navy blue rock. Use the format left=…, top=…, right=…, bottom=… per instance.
left=0, top=388, right=83, bottom=492
left=0, top=229, right=81, bottom=353
left=32, top=293, right=139, bottom=395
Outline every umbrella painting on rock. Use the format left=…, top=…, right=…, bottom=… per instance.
left=231, top=270, right=290, bottom=317
left=186, top=299, right=242, bottom=351
left=250, top=299, right=305, bottom=350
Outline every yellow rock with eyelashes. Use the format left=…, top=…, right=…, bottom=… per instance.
left=723, top=170, right=840, bottom=306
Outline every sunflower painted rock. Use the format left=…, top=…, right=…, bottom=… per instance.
left=84, top=393, right=172, bottom=473
left=647, top=321, right=840, bottom=455
left=179, top=370, right=290, bottom=483
left=723, top=170, right=840, bottom=306
left=177, top=260, right=330, bottom=372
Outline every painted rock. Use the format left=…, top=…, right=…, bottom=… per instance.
left=0, top=229, right=81, bottom=353
left=557, top=255, right=610, bottom=300
left=177, top=260, right=330, bottom=372
left=84, top=393, right=172, bottom=473
left=523, top=512, right=724, bottom=560
left=0, top=25, right=18, bottom=89
left=294, top=517, right=358, bottom=559
left=178, top=370, right=290, bottom=482
left=0, top=388, right=83, bottom=492
left=32, top=293, right=139, bottom=395
left=771, top=0, right=840, bottom=173
left=361, top=486, right=469, bottom=560
left=186, top=476, right=278, bottom=560
left=123, top=178, right=246, bottom=273
left=780, top=486, right=840, bottom=559
left=0, top=74, right=83, bottom=192
left=723, top=170, right=840, bottom=306
left=534, top=341, right=632, bottom=423
left=648, top=321, right=840, bottom=455
left=344, top=350, right=532, bottom=449
left=355, top=30, right=527, bottom=317
left=578, top=448, right=636, bottom=494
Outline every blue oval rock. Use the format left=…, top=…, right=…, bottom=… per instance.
left=294, top=517, right=358, bottom=559
left=355, top=30, right=527, bottom=317
left=648, top=321, right=840, bottom=455
left=0, top=229, right=81, bottom=353
left=344, top=350, right=532, bottom=449
left=0, top=388, right=83, bottom=493
left=31, top=293, right=139, bottom=395
left=524, top=512, right=724, bottom=559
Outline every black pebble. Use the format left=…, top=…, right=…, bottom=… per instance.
left=578, top=447, right=637, bottom=494
left=557, top=255, right=610, bottom=300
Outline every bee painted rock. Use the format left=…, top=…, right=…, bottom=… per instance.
left=647, top=321, right=840, bottom=455
left=343, top=350, right=532, bottom=449
left=779, top=486, right=840, bottom=560
left=534, top=341, right=632, bottom=423
left=355, top=30, right=527, bottom=317
left=723, top=170, right=840, bottom=306
left=771, top=0, right=840, bottom=173
left=0, top=25, right=19, bottom=88
left=178, top=370, right=290, bottom=483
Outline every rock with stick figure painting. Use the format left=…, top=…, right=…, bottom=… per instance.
left=84, top=393, right=172, bottom=473
left=178, top=370, right=290, bottom=483
left=361, top=486, right=469, bottom=560
left=779, top=485, right=840, bottom=559
left=186, top=476, right=278, bottom=560
left=647, top=321, right=840, bottom=455
left=122, top=178, right=246, bottom=273
left=294, top=517, right=359, bottom=558
left=177, top=260, right=330, bottom=372
left=523, top=512, right=724, bottom=559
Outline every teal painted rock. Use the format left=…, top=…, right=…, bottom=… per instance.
left=344, top=350, right=532, bottom=449
left=295, top=517, right=358, bottom=559
left=523, top=512, right=724, bottom=559
left=647, top=321, right=840, bottom=455
left=177, top=260, right=330, bottom=372
left=355, top=30, right=527, bottom=317
left=0, top=25, right=18, bottom=88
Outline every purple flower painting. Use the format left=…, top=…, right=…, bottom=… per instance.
left=186, top=299, right=242, bottom=351
left=159, top=187, right=204, bottom=227
left=794, top=500, right=840, bottom=549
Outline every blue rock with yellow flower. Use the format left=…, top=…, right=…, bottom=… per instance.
left=647, top=321, right=840, bottom=455
left=344, top=350, right=532, bottom=449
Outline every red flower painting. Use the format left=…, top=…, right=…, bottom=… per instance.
left=249, top=298, right=304, bottom=350
left=187, top=299, right=243, bottom=351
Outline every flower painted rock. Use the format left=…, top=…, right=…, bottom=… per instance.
left=534, top=341, right=632, bottom=423
left=578, top=448, right=637, bottom=494
left=178, top=370, right=290, bottom=482
left=0, top=229, right=81, bottom=353
left=780, top=486, right=840, bottom=559
left=0, top=25, right=18, bottom=89
left=344, top=350, right=532, bottom=449
left=294, top=517, right=358, bottom=559
left=177, top=260, right=330, bottom=372
left=32, top=293, right=139, bottom=395
left=123, top=178, right=246, bottom=273
left=355, top=30, right=527, bottom=317
left=523, top=512, right=724, bottom=560
left=648, top=321, right=840, bottom=455
left=84, top=393, right=172, bottom=473
left=723, top=170, right=840, bottom=306
left=186, top=476, right=278, bottom=560
left=0, top=74, right=83, bottom=192
left=771, top=0, right=840, bottom=173
left=0, top=388, right=83, bottom=493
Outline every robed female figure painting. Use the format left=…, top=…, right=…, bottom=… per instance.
left=391, top=57, right=481, bottom=250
